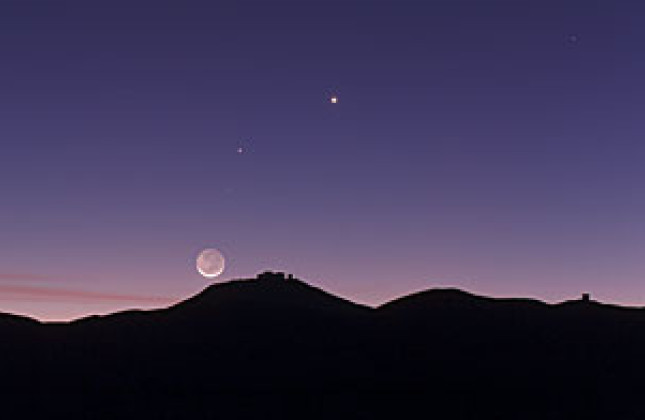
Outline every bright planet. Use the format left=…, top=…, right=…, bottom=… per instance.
left=196, top=248, right=226, bottom=279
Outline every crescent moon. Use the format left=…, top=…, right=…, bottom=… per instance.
left=196, top=248, right=226, bottom=279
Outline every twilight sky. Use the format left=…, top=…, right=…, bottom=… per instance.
left=1, top=0, right=644, bottom=320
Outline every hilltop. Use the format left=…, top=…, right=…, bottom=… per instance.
left=1, top=271, right=643, bottom=419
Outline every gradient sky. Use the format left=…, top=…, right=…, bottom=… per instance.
left=1, top=0, right=644, bottom=320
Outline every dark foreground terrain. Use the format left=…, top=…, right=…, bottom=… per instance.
left=2, top=272, right=644, bottom=419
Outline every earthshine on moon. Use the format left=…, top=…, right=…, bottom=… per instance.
left=196, top=248, right=226, bottom=279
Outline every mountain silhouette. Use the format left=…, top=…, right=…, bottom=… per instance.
left=2, top=272, right=644, bottom=419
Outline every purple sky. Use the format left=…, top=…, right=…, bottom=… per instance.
left=2, top=0, right=645, bottom=320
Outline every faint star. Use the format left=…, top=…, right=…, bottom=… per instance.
left=237, top=147, right=244, bottom=154
left=330, top=96, right=338, bottom=104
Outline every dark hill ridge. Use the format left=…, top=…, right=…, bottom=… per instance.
left=171, top=275, right=372, bottom=318
left=1, top=272, right=645, bottom=419
left=63, top=275, right=370, bottom=328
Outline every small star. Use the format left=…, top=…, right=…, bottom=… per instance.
left=568, top=34, right=579, bottom=43
left=237, top=147, right=244, bottom=154
left=330, top=96, right=338, bottom=104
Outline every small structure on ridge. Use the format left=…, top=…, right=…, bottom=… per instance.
left=257, top=271, right=294, bottom=281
